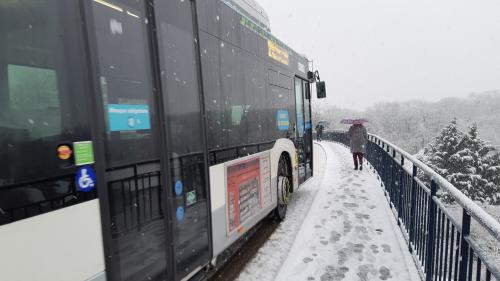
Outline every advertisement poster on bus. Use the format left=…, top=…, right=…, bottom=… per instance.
left=226, top=153, right=272, bottom=234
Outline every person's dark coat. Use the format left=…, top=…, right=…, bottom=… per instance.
left=347, top=125, right=368, bottom=153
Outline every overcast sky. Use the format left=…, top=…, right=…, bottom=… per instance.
left=258, top=0, right=500, bottom=110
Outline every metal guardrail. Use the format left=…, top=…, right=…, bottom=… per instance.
left=326, top=130, right=500, bottom=281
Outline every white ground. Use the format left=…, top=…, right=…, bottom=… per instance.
left=237, top=142, right=421, bottom=281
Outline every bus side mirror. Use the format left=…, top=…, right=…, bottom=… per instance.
left=316, top=81, right=326, bottom=99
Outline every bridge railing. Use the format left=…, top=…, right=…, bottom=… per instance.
left=325, top=130, right=500, bottom=281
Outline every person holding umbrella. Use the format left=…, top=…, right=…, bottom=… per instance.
left=315, top=123, right=324, bottom=141
left=343, top=119, right=368, bottom=170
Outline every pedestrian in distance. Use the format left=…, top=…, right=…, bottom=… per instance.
left=315, top=123, right=324, bottom=141
left=347, top=122, right=368, bottom=170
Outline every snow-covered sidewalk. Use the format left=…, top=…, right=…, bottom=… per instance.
left=237, top=142, right=421, bottom=281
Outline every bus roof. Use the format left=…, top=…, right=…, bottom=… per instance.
left=224, top=0, right=270, bottom=32
left=220, top=0, right=308, bottom=63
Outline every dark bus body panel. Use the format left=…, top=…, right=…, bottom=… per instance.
left=198, top=0, right=313, bottom=181
left=0, top=0, right=314, bottom=280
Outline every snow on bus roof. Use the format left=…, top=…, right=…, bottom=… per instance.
left=220, top=0, right=308, bottom=61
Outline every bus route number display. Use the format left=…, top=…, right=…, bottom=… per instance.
left=226, top=153, right=272, bottom=234
left=268, top=40, right=289, bottom=66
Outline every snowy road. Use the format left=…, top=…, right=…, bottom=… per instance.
left=237, top=142, right=421, bottom=281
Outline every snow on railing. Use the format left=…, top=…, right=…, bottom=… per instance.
left=370, top=133, right=500, bottom=241
left=326, top=130, right=500, bottom=281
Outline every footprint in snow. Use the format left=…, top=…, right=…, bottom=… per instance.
left=343, top=202, right=358, bottom=208
left=343, top=220, right=353, bottom=234
left=303, top=257, right=314, bottom=263
left=321, top=265, right=349, bottom=281
left=382, top=244, right=392, bottom=253
left=357, top=264, right=377, bottom=281
left=355, top=213, right=370, bottom=220
left=337, top=248, right=350, bottom=265
left=354, top=226, right=368, bottom=234
left=379, top=266, right=393, bottom=280
left=352, top=243, right=365, bottom=253
left=329, top=231, right=341, bottom=243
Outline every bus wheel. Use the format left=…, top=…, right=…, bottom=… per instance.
left=275, top=155, right=291, bottom=221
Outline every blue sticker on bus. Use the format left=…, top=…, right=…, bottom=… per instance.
left=276, top=110, right=290, bottom=131
left=174, top=180, right=183, bottom=196
left=305, top=122, right=312, bottom=130
left=76, top=166, right=96, bottom=193
left=108, top=104, right=151, bottom=132
left=176, top=206, right=185, bottom=221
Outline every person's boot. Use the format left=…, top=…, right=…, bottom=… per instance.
left=354, top=166, right=358, bottom=170
left=360, top=165, right=363, bottom=171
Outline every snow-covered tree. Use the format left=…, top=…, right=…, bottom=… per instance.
left=419, top=121, right=500, bottom=204
left=447, top=124, right=493, bottom=202
left=482, top=151, right=500, bottom=205
left=419, top=119, right=463, bottom=176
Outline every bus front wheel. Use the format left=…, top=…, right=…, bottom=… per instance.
left=275, top=155, right=291, bottom=221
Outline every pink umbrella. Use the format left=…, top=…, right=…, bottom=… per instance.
left=340, top=118, right=369, bottom=125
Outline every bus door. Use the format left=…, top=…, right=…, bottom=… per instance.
left=294, top=77, right=307, bottom=183
left=89, top=1, right=171, bottom=280
left=294, top=77, right=313, bottom=183
left=88, top=0, right=211, bottom=280
left=153, top=1, right=212, bottom=280
left=303, top=80, right=313, bottom=179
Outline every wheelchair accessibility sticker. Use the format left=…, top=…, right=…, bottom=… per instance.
left=76, top=166, right=96, bottom=192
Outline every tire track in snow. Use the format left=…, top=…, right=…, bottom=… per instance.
left=236, top=143, right=328, bottom=281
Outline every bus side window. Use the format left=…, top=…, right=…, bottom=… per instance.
left=0, top=0, right=93, bottom=225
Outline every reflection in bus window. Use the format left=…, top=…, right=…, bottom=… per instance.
left=92, top=0, right=158, bottom=166
left=0, top=0, right=94, bottom=224
left=6, top=65, right=60, bottom=139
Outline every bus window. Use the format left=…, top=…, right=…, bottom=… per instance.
left=295, top=78, right=305, bottom=137
left=0, top=0, right=94, bottom=225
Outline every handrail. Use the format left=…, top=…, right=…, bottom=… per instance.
left=369, top=133, right=500, bottom=241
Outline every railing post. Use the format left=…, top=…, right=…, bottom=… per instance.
left=397, top=156, right=404, bottom=225
left=458, top=209, right=471, bottom=281
left=391, top=149, right=396, bottom=201
left=386, top=146, right=390, bottom=190
left=409, top=165, right=417, bottom=253
left=425, top=180, right=437, bottom=281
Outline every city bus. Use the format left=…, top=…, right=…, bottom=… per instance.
left=0, top=0, right=326, bottom=280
